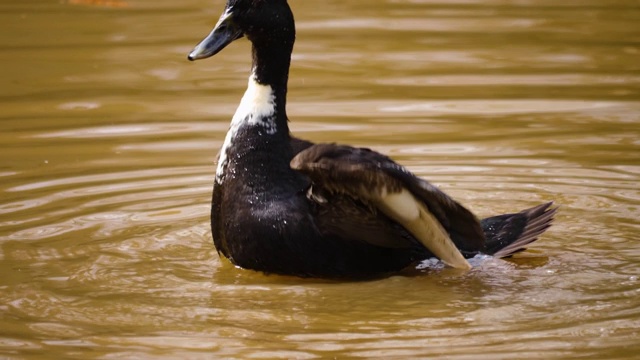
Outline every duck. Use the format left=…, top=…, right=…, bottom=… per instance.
left=187, top=0, right=557, bottom=279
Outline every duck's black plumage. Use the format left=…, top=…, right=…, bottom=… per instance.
left=188, top=0, right=557, bottom=278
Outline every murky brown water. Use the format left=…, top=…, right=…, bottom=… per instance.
left=1, top=0, right=639, bottom=358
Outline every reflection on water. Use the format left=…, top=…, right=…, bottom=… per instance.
left=1, top=0, right=639, bottom=358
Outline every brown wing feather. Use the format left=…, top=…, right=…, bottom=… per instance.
left=291, top=143, right=485, bottom=255
left=311, top=189, right=416, bottom=249
left=377, top=161, right=486, bottom=254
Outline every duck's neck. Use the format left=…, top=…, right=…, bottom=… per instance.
left=252, top=38, right=293, bottom=107
left=228, top=35, right=295, bottom=136
left=215, top=35, right=295, bottom=184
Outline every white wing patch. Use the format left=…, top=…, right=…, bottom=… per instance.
left=216, top=75, right=277, bottom=183
left=374, top=189, right=472, bottom=270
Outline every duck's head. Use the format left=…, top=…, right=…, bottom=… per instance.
left=188, top=0, right=295, bottom=61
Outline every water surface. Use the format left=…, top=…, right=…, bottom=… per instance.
left=1, top=0, right=639, bottom=358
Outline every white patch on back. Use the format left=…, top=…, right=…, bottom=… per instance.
left=215, top=75, right=277, bottom=183
left=377, top=190, right=419, bottom=222
left=374, top=189, right=471, bottom=270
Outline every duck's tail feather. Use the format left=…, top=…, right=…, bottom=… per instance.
left=481, top=202, right=557, bottom=258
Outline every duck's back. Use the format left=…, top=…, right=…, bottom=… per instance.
left=211, top=135, right=422, bottom=278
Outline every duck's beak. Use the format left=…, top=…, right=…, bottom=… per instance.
left=188, top=8, right=243, bottom=61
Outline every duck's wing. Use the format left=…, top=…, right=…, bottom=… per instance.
left=291, top=143, right=485, bottom=269
left=306, top=185, right=418, bottom=249
left=377, top=155, right=486, bottom=257
left=290, top=136, right=315, bottom=155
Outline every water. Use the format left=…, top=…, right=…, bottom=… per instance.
left=1, top=0, right=639, bottom=358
